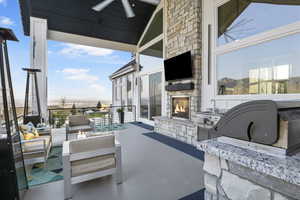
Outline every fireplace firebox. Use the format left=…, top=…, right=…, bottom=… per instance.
left=172, top=97, right=190, bottom=119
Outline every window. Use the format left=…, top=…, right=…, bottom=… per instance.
left=218, top=0, right=300, bottom=45
left=213, top=0, right=300, bottom=96
left=114, top=78, right=121, bottom=101
left=139, top=73, right=162, bottom=120
left=149, top=72, right=162, bottom=119
left=122, top=77, right=127, bottom=106
left=114, top=79, right=118, bottom=101
left=140, top=75, right=149, bottom=119
left=127, top=74, right=133, bottom=111
left=118, top=78, right=122, bottom=101
left=217, top=33, right=300, bottom=95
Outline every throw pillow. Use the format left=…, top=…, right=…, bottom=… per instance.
left=26, top=122, right=35, bottom=132
left=33, top=129, right=39, bottom=138
left=20, top=125, right=28, bottom=133
left=24, top=133, right=35, bottom=140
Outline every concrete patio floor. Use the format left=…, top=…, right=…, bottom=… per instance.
left=23, top=123, right=204, bottom=200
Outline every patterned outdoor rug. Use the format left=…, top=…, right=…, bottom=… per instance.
left=28, top=146, right=63, bottom=187
left=130, top=122, right=154, bottom=131
left=143, top=132, right=204, bottom=161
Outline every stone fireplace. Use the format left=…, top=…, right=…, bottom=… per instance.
left=172, top=96, right=190, bottom=119
left=153, top=0, right=203, bottom=147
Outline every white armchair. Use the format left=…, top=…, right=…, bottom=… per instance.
left=66, top=115, right=95, bottom=140
left=21, top=134, right=52, bottom=166
left=62, top=134, right=122, bottom=200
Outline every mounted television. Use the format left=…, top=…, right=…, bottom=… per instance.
left=164, top=51, right=192, bottom=81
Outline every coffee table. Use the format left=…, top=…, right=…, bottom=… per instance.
left=77, top=133, right=87, bottom=139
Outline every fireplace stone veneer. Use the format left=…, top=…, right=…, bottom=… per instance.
left=154, top=116, right=201, bottom=146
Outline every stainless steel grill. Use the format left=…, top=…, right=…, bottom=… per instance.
left=210, top=100, right=300, bottom=155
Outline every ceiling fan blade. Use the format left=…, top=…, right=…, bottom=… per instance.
left=92, top=0, right=115, bottom=11
left=138, top=0, right=160, bottom=5
left=121, top=0, right=135, bottom=18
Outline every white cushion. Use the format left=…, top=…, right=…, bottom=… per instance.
left=71, top=154, right=115, bottom=177
left=69, top=134, right=115, bottom=154
left=68, top=125, right=92, bottom=132
left=22, top=136, right=51, bottom=153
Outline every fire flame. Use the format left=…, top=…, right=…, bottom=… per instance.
left=174, top=104, right=185, bottom=114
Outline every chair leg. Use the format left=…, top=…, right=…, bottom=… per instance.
left=25, top=164, right=33, bottom=181
left=64, top=180, right=72, bottom=200
left=63, top=155, right=72, bottom=199
left=115, top=145, right=122, bottom=184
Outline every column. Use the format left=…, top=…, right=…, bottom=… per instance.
left=30, top=17, right=48, bottom=122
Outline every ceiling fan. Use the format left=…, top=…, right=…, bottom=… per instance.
left=92, top=0, right=160, bottom=18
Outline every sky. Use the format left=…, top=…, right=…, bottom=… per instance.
left=0, top=0, right=132, bottom=103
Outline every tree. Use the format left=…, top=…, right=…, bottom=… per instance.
left=60, top=97, right=66, bottom=108
left=71, top=103, right=77, bottom=115
left=96, top=101, right=102, bottom=109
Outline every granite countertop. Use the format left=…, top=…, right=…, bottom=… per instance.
left=197, top=138, right=300, bottom=186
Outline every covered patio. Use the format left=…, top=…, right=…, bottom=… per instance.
left=10, top=0, right=300, bottom=200
left=23, top=123, right=204, bottom=200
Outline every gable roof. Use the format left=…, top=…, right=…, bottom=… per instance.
left=110, top=59, right=141, bottom=79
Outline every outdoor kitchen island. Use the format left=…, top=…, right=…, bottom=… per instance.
left=198, top=137, right=300, bottom=200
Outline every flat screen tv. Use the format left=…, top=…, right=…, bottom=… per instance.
left=164, top=51, right=192, bottom=81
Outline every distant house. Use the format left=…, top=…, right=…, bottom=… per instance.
left=110, top=59, right=140, bottom=123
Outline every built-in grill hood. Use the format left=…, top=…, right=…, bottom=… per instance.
left=209, top=100, right=300, bottom=155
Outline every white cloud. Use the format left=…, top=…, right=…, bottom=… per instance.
left=59, top=43, right=114, bottom=57
left=62, top=68, right=99, bottom=82
left=0, top=16, right=14, bottom=26
left=95, top=55, right=130, bottom=65
left=90, top=83, right=105, bottom=91
left=62, top=68, right=90, bottom=74
left=0, top=0, right=6, bottom=6
left=67, top=73, right=99, bottom=82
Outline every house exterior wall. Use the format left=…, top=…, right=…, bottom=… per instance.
left=111, top=71, right=137, bottom=124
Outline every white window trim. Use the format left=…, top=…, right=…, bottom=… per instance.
left=202, top=0, right=300, bottom=110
